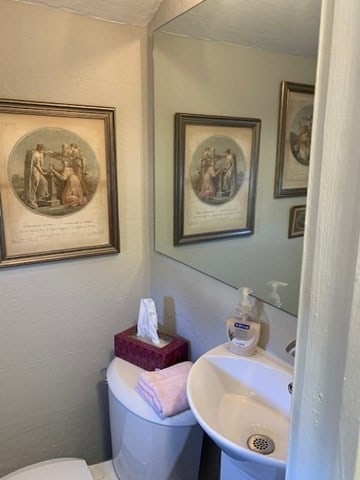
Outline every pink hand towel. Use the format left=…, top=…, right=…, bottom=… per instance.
left=135, top=361, right=193, bottom=418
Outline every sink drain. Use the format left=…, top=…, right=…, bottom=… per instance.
left=247, top=434, right=275, bottom=455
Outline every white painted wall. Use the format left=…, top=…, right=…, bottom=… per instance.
left=0, top=0, right=150, bottom=476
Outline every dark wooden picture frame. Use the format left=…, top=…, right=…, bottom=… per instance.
left=174, top=113, right=261, bottom=245
left=274, top=81, right=314, bottom=198
left=0, top=98, right=119, bottom=267
left=288, top=205, right=306, bottom=238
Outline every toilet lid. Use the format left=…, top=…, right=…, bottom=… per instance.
left=2, top=458, right=93, bottom=480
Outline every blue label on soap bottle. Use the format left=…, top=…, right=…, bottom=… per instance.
left=234, top=322, right=250, bottom=330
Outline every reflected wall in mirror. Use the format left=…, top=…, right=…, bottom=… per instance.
left=154, top=0, right=321, bottom=316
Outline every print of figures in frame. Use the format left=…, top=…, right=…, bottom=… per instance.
left=0, top=98, right=119, bottom=267
left=274, top=81, right=314, bottom=198
left=174, top=113, right=261, bottom=245
left=288, top=205, right=306, bottom=238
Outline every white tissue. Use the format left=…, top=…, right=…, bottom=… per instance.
left=137, top=298, right=160, bottom=346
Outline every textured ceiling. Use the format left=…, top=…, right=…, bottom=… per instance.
left=161, top=0, right=322, bottom=57
left=10, top=0, right=164, bottom=26
left=10, top=0, right=321, bottom=57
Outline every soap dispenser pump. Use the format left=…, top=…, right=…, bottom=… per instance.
left=226, top=287, right=260, bottom=356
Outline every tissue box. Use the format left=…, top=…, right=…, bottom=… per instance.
left=114, top=326, right=188, bottom=371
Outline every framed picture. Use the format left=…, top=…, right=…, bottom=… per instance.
left=274, top=81, right=314, bottom=198
left=288, top=205, right=306, bottom=238
left=0, top=98, right=119, bottom=268
left=174, top=113, right=261, bottom=245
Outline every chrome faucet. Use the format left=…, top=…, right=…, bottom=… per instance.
left=286, top=340, right=296, bottom=357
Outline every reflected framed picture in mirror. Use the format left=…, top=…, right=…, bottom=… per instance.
left=274, top=81, right=314, bottom=198
left=174, top=113, right=261, bottom=245
left=288, top=205, right=306, bottom=238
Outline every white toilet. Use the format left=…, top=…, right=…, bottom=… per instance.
left=1, top=458, right=94, bottom=480
left=107, top=357, right=203, bottom=480
left=2, top=357, right=203, bottom=480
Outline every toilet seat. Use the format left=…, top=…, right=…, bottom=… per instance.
left=1, top=458, right=93, bottom=480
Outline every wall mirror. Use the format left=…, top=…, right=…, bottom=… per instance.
left=154, top=0, right=321, bottom=316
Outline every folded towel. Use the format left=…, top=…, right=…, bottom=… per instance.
left=135, top=361, right=193, bottom=418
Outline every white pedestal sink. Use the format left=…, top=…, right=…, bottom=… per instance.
left=187, top=343, right=293, bottom=480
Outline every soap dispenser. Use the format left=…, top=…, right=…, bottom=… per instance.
left=226, top=287, right=260, bottom=356
left=267, top=280, right=288, bottom=308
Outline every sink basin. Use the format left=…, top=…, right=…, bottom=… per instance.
left=187, top=343, right=293, bottom=472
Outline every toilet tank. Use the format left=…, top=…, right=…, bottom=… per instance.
left=107, top=357, right=203, bottom=480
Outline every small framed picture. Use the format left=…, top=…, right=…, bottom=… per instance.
left=288, top=205, right=306, bottom=238
left=173, top=113, right=261, bottom=245
left=274, top=81, right=314, bottom=198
